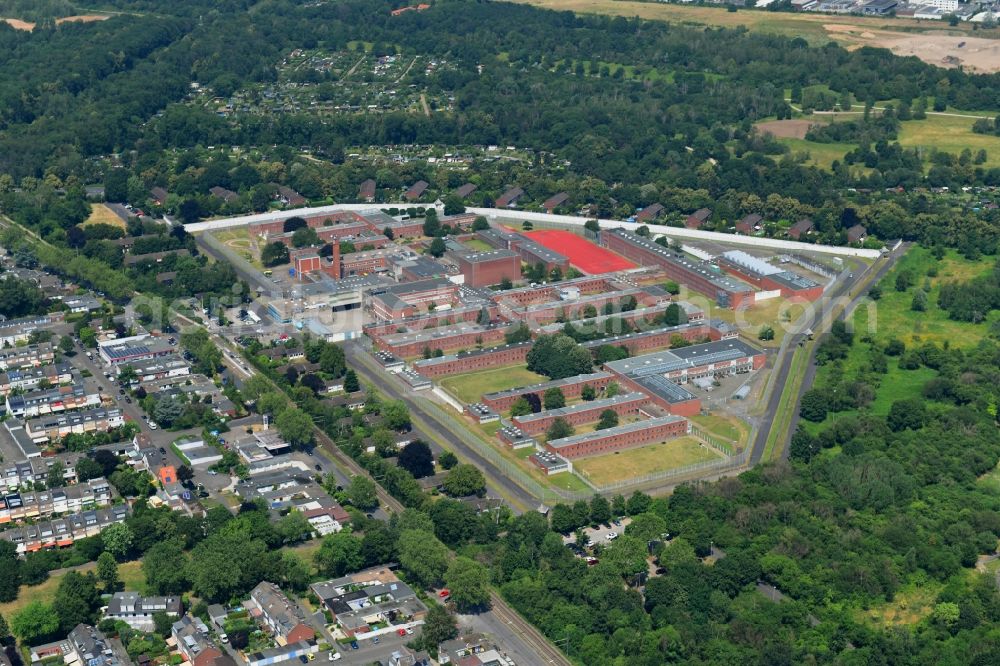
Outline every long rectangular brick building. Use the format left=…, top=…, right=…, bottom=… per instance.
left=604, top=339, right=765, bottom=417
left=602, top=229, right=755, bottom=309
left=481, top=371, right=613, bottom=413
left=511, top=392, right=649, bottom=436
left=545, top=415, right=690, bottom=459
left=412, top=342, right=532, bottom=378
left=372, top=322, right=512, bottom=358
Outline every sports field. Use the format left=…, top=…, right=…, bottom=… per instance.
left=525, top=229, right=635, bottom=274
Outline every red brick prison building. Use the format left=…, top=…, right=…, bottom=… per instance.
left=363, top=303, right=499, bottom=338
left=367, top=278, right=459, bottom=321
left=249, top=210, right=370, bottom=238
left=602, top=229, right=755, bottom=309
left=604, top=339, right=766, bottom=417
left=481, top=371, right=613, bottom=413
left=545, top=414, right=690, bottom=459
left=341, top=249, right=390, bottom=278
left=411, top=341, right=532, bottom=378
left=456, top=250, right=521, bottom=288
left=577, top=320, right=724, bottom=356
left=476, top=228, right=570, bottom=273
left=511, top=392, right=649, bottom=437
left=715, top=250, right=824, bottom=301
left=372, top=322, right=512, bottom=358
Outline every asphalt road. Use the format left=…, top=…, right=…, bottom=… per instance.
left=747, top=244, right=908, bottom=464
left=343, top=341, right=541, bottom=512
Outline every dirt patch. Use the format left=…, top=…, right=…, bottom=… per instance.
left=1, top=17, right=34, bottom=30
left=824, top=23, right=1000, bottom=73
left=56, top=15, right=110, bottom=25
left=755, top=119, right=825, bottom=140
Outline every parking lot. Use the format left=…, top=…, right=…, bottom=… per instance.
left=560, top=516, right=633, bottom=547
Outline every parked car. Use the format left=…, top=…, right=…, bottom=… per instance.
left=397, top=628, right=406, bottom=637
left=349, top=641, right=358, bottom=650
left=606, top=532, right=619, bottom=540
left=405, top=627, right=413, bottom=635
left=328, top=653, right=341, bottom=662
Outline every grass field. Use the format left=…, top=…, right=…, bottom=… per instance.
left=83, top=203, right=126, bottom=229
left=850, top=247, right=997, bottom=348
left=463, top=239, right=494, bottom=252
left=711, top=294, right=811, bottom=347
left=208, top=227, right=263, bottom=269
left=439, top=365, right=545, bottom=404
left=776, top=137, right=857, bottom=170
left=0, top=560, right=145, bottom=619
left=898, top=115, right=1000, bottom=168
left=690, top=412, right=748, bottom=445
left=574, top=436, right=721, bottom=485
left=855, top=580, right=943, bottom=628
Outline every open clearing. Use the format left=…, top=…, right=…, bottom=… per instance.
left=509, top=0, right=1000, bottom=71
left=690, top=412, right=748, bottom=445
left=439, top=365, right=545, bottom=404
left=898, top=115, right=1000, bottom=167
left=574, top=436, right=721, bottom=485
left=755, top=119, right=824, bottom=140
left=0, top=560, right=144, bottom=618
left=855, top=580, right=942, bottom=628
left=83, top=203, right=126, bottom=229
left=711, top=295, right=810, bottom=348
left=850, top=247, right=997, bottom=348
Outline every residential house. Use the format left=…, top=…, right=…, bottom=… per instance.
left=635, top=203, right=664, bottom=223
left=0, top=343, right=55, bottom=371
left=404, top=181, right=429, bottom=201
left=172, top=615, right=237, bottom=666
left=495, top=187, right=524, bottom=209
left=1, top=504, right=128, bottom=555
left=685, top=208, right=712, bottom=229
left=736, top=214, right=763, bottom=234
left=452, top=183, right=477, bottom=200
left=104, top=592, right=182, bottom=631
left=541, top=192, right=569, bottom=213
left=847, top=224, right=868, bottom=244
left=31, top=624, right=129, bottom=666
left=311, top=568, right=427, bottom=639
left=437, top=634, right=505, bottom=666
left=149, top=188, right=169, bottom=205
left=248, top=581, right=316, bottom=645
left=0, top=362, right=73, bottom=395
left=209, top=186, right=239, bottom=203
left=358, top=179, right=376, bottom=202
left=276, top=186, right=306, bottom=207
left=788, top=218, right=815, bottom=240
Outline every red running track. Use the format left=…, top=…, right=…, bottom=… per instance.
left=524, top=230, right=636, bottom=274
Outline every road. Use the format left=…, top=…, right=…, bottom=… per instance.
left=748, top=242, right=908, bottom=464
left=343, top=341, right=541, bottom=512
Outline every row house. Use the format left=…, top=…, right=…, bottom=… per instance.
left=0, top=477, right=112, bottom=524
left=0, top=343, right=55, bottom=370
left=248, top=582, right=316, bottom=645
left=24, top=407, right=126, bottom=443
left=0, top=362, right=73, bottom=395
left=0, top=456, right=79, bottom=493
left=31, top=624, right=129, bottom=666
left=0, top=314, right=58, bottom=347
left=1, top=504, right=128, bottom=555
left=172, top=616, right=237, bottom=666
left=5, top=383, right=100, bottom=419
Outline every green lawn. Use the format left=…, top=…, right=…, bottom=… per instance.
left=777, top=137, right=855, bottom=170
left=439, top=365, right=545, bottom=404
left=463, top=238, right=494, bottom=252
left=898, top=115, right=1000, bottom=168
left=574, top=437, right=721, bottom=486
left=690, top=413, right=749, bottom=445
left=850, top=247, right=997, bottom=348
left=0, top=560, right=145, bottom=619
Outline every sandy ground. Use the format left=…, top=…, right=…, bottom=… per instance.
left=755, top=119, right=825, bottom=139
left=2, top=17, right=33, bottom=30
left=825, top=24, right=1000, bottom=72
left=56, top=15, right=110, bottom=25
left=1, top=14, right=109, bottom=31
